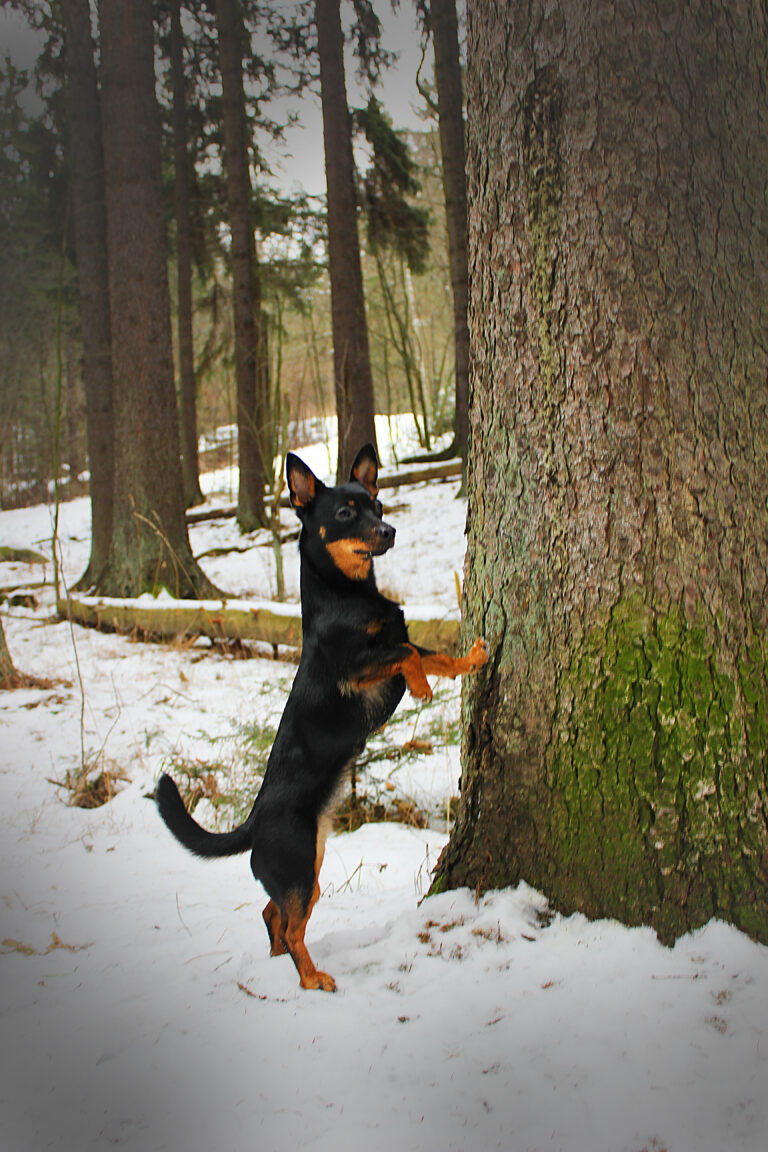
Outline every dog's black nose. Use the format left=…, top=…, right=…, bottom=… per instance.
left=375, top=523, right=395, bottom=546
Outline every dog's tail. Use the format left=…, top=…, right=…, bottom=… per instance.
left=156, top=773, right=253, bottom=858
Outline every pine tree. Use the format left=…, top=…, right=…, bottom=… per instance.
left=95, top=0, right=218, bottom=597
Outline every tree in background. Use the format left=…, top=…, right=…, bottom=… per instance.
left=60, top=0, right=114, bottom=587
left=355, top=96, right=432, bottom=448
left=0, top=616, right=16, bottom=688
left=0, top=56, right=60, bottom=504
left=433, top=1, right=768, bottom=945
left=95, top=0, right=217, bottom=597
left=315, top=0, right=377, bottom=480
left=422, top=0, right=468, bottom=463
left=168, top=0, right=205, bottom=509
left=213, top=0, right=268, bottom=531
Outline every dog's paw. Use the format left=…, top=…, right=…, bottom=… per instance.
left=298, top=966, right=337, bottom=992
left=468, top=638, right=490, bottom=669
left=312, top=970, right=337, bottom=993
left=409, top=682, right=433, bottom=702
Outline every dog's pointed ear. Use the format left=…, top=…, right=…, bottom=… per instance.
left=349, top=443, right=379, bottom=497
left=286, top=453, right=323, bottom=511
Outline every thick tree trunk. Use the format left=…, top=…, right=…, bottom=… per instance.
left=433, top=0, right=768, bottom=944
left=96, top=0, right=218, bottom=598
left=61, top=0, right=114, bottom=589
left=169, top=0, right=204, bottom=509
left=214, top=0, right=268, bottom=532
left=429, top=0, right=469, bottom=462
left=315, top=0, right=378, bottom=480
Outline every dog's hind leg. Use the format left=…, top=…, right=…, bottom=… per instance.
left=283, top=827, right=334, bottom=990
left=253, top=818, right=335, bottom=990
left=262, top=899, right=288, bottom=955
left=281, top=886, right=336, bottom=992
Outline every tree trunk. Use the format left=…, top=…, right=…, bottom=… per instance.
left=64, top=331, right=82, bottom=487
left=169, top=0, right=204, bottom=510
left=433, top=0, right=768, bottom=945
left=429, top=0, right=469, bottom=462
left=61, top=0, right=114, bottom=589
left=96, top=0, right=218, bottom=598
left=0, top=615, right=16, bottom=688
left=214, top=0, right=268, bottom=532
left=315, top=0, right=377, bottom=480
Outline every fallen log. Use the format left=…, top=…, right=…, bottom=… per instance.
left=61, top=594, right=460, bottom=654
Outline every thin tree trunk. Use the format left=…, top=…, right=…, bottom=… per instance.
left=61, top=0, right=114, bottom=589
left=429, top=0, right=468, bottom=462
left=0, top=616, right=16, bottom=688
left=96, top=0, right=218, bottom=598
left=433, top=0, right=768, bottom=945
left=64, top=331, right=82, bottom=487
left=214, top=0, right=268, bottom=531
left=315, top=0, right=377, bottom=480
left=169, top=0, right=204, bottom=509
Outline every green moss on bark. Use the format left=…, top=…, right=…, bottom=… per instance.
left=548, top=595, right=768, bottom=943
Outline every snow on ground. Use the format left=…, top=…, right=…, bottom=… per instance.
left=1, top=421, right=768, bottom=1152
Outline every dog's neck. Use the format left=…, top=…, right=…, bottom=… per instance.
left=299, top=537, right=377, bottom=616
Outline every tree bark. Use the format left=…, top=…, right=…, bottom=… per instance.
left=0, top=615, right=16, bottom=688
left=169, top=0, right=204, bottom=510
left=96, top=0, right=218, bottom=598
left=61, top=0, right=114, bottom=588
left=213, top=0, right=268, bottom=531
left=433, top=0, right=768, bottom=945
left=64, top=331, right=82, bottom=487
left=315, top=0, right=378, bottom=480
left=429, top=0, right=469, bottom=462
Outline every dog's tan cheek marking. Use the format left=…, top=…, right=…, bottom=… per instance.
left=326, top=539, right=371, bottom=581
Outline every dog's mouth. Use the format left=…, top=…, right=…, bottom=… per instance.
left=357, top=539, right=393, bottom=558
left=327, top=530, right=394, bottom=581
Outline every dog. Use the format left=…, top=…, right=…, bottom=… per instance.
left=157, top=444, right=488, bottom=991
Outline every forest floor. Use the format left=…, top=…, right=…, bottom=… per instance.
left=1, top=418, right=767, bottom=1152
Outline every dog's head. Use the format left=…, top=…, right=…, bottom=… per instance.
left=286, top=444, right=395, bottom=583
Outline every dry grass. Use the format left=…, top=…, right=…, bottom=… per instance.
left=332, top=790, right=428, bottom=833
left=170, top=760, right=224, bottom=812
left=51, top=760, right=131, bottom=809
left=0, top=672, right=63, bottom=692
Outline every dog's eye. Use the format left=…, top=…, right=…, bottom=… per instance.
left=335, top=505, right=356, bottom=522
left=373, top=500, right=383, bottom=518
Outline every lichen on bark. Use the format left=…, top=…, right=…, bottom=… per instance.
left=548, top=595, right=768, bottom=943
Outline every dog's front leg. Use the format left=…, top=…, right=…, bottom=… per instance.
left=346, top=644, right=432, bottom=700
left=416, top=637, right=490, bottom=680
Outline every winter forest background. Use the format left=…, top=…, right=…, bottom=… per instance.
left=0, top=0, right=459, bottom=517
left=2, top=2, right=768, bottom=1149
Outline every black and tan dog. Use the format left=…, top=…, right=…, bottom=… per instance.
left=157, top=444, right=488, bottom=991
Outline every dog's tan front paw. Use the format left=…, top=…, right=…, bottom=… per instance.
left=303, top=970, right=336, bottom=993
left=468, top=638, right=489, bottom=670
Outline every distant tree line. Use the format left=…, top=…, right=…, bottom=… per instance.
left=0, top=0, right=468, bottom=596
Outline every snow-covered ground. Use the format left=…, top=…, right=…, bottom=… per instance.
left=1, top=419, right=767, bottom=1152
